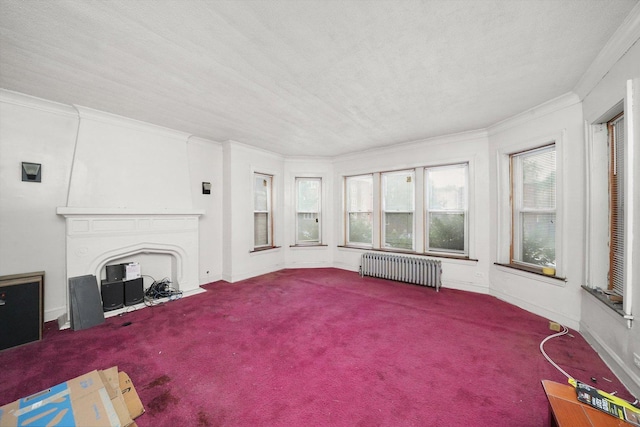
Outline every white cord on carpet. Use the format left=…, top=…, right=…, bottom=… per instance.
left=539, top=323, right=572, bottom=379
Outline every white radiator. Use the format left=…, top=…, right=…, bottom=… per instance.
left=360, top=252, right=442, bottom=291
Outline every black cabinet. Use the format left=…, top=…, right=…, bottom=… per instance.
left=0, top=272, right=44, bottom=351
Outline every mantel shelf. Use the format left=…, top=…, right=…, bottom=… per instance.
left=56, top=207, right=205, bottom=216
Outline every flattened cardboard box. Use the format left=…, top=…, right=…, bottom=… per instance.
left=0, top=367, right=144, bottom=427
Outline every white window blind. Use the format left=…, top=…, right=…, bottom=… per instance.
left=345, top=174, right=373, bottom=246
left=511, top=145, right=556, bottom=268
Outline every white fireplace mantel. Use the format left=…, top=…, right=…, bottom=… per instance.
left=57, top=208, right=205, bottom=328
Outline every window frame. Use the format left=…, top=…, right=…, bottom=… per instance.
left=253, top=172, right=273, bottom=249
left=510, top=144, right=557, bottom=271
left=496, top=132, right=565, bottom=280
left=295, top=177, right=322, bottom=245
left=425, top=163, right=469, bottom=256
left=381, top=169, right=416, bottom=251
left=345, top=174, right=374, bottom=248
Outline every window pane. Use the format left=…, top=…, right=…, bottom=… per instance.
left=297, top=179, right=320, bottom=212
left=254, top=213, right=269, bottom=246
left=429, top=212, right=465, bottom=251
left=427, top=166, right=467, bottom=210
left=384, top=212, right=413, bottom=250
left=348, top=212, right=372, bottom=244
left=522, top=149, right=555, bottom=210
left=297, top=213, right=319, bottom=242
left=347, top=175, right=373, bottom=212
left=254, top=176, right=268, bottom=211
left=383, top=171, right=414, bottom=211
left=521, top=213, right=555, bottom=266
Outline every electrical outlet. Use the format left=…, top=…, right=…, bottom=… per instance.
left=634, top=353, right=640, bottom=369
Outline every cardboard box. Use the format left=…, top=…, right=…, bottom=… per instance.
left=0, top=367, right=144, bottom=427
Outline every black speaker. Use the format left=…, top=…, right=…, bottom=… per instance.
left=124, top=278, right=144, bottom=306
left=0, top=273, right=43, bottom=350
left=105, top=264, right=126, bottom=282
left=101, top=280, right=124, bottom=312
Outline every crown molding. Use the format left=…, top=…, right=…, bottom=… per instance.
left=488, top=92, right=581, bottom=136
left=0, top=88, right=77, bottom=117
left=74, top=105, right=191, bottom=141
left=573, top=2, right=640, bottom=100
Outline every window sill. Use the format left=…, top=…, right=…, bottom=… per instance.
left=581, top=285, right=627, bottom=317
left=494, top=262, right=566, bottom=284
left=249, top=246, right=281, bottom=254
left=289, top=244, right=328, bottom=248
left=337, top=246, right=478, bottom=262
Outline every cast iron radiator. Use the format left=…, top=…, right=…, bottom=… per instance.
left=359, top=252, right=442, bottom=291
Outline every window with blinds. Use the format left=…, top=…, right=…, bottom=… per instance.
left=382, top=170, right=415, bottom=250
left=425, top=163, right=468, bottom=254
left=608, top=113, right=625, bottom=296
left=510, top=144, right=556, bottom=269
left=345, top=174, right=373, bottom=246
left=254, top=173, right=273, bottom=248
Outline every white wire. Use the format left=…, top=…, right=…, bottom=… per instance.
left=539, top=323, right=573, bottom=380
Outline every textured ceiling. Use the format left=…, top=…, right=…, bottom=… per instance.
left=0, top=0, right=637, bottom=156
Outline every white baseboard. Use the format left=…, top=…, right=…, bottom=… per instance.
left=490, top=288, right=581, bottom=331
left=580, top=323, right=640, bottom=399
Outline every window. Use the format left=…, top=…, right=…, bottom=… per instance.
left=510, top=145, right=556, bottom=269
left=295, top=177, right=321, bottom=245
left=345, top=174, right=373, bottom=246
left=608, top=113, right=625, bottom=297
left=426, top=163, right=468, bottom=254
left=382, top=170, right=415, bottom=250
left=254, top=173, right=273, bottom=248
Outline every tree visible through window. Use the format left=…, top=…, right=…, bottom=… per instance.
left=426, top=164, right=468, bottom=254
left=382, top=170, right=414, bottom=250
left=511, top=145, right=556, bottom=269
left=345, top=174, right=373, bottom=246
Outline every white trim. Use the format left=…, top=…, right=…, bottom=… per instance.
left=495, top=131, right=565, bottom=276
left=491, top=287, right=580, bottom=331
left=623, top=79, right=635, bottom=318
left=488, top=92, right=580, bottom=136
left=0, top=88, right=78, bottom=117
left=74, top=105, right=191, bottom=141
left=573, top=3, right=640, bottom=100
left=334, top=129, right=488, bottom=162
left=580, top=321, right=640, bottom=398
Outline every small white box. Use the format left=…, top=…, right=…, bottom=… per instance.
left=125, top=262, right=141, bottom=280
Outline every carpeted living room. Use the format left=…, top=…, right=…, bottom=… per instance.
left=1, top=1, right=640, bottom=426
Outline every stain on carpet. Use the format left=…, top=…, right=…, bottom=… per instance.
left=197, top=410, right=211, bottom=426
left=147, top=389, right=180, bottom=414
left=144, top=374, right=172, bottom=389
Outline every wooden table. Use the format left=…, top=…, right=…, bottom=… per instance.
left=542, top=380, right=634, bottom=426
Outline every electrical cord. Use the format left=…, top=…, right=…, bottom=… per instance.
left=144, top=277, right=183, bottom=301
left=539, top=323, right=572, bottom=379
left=540, top=322, right=640, bottom=407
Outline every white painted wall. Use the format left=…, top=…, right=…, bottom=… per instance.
left=580, top=40, right=640, bottom=397
left=0, top=90, right=224, bottom=321
left=187, top=137, right=224, bottom=284
left=487, top=94, right=585, bottom=330
left=283, top=157, right=334, bottom=269
left=0, top=91, right=78, bottom=320
left=331, top=131, right=491, bottom=294
left=221, top=141, right=285, bottom=282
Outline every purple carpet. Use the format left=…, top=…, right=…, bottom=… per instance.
left=0, top=268, right=634, bottom=426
